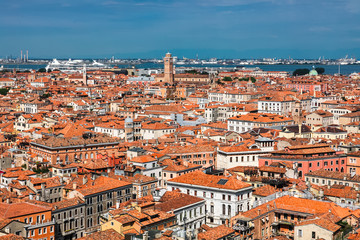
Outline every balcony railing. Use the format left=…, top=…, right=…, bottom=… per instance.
left=25, top=219, right=55, bottom=229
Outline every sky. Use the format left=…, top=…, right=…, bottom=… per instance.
left=1, top=0, right=360, bottom=59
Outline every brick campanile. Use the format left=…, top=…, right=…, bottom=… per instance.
left=164, top=52, right=174, bottom=84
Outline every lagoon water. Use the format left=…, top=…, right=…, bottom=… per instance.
left=2, top=63, right=360, bottom=76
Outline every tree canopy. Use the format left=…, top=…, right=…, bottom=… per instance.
left=315, top=67, right=325, bottom=74
left=293, top=68, right=310, bottom=76
left=222, top=76, right=233, bottom=81
left=0, top=88, right=9, bottom=96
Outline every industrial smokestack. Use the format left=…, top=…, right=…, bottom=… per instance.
left=26, top=50, right=28, bottom=62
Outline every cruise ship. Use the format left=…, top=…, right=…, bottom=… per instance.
left=45, top=59, right=110, bottom=72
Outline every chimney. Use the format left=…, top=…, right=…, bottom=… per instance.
left=73, top=183, right=77, bottom=190
left=116, top=201, right=120, bottom=209
left=143, top=231, right=149, bottom=240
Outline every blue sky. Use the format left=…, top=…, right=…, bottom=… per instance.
left=1, top=0, right=360, bottom=59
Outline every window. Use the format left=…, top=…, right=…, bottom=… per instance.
left=312, top=231, right=316, bottom=238
left=39, top=228, right=42, bottom=235
left=43, top=227, right=47, bottom=234
left=222, top=194, right=225, bottom=200
left=222, top=204, right=226, bottom=215
left=298, top=229, right=303, bottom=237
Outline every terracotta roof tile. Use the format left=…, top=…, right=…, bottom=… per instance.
left=168, top=171, right=251, bottom=190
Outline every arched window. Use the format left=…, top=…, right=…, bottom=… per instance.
left=85, top=154, right=88, bottom=159
left=222, top=204, right=226, bottom=215
left=228, top=205, right=231, bottom=216
left=90, top=153, right=94, bottom=159
left=79, top=153, right=82, bottom=159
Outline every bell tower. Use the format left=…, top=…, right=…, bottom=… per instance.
left=164, top=52, right=174, bottom=84
left=292, top=101, right=302, bottom=125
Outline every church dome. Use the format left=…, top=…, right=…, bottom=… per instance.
left=309, top=67, right=318, bottom=76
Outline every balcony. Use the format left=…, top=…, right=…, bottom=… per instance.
left=271, top=220, right=295, bottom=226
left=63, top=228, right=77, bottom=235
left=25, top=219, right=55, bottom=229
left=233, top=223, right=251, bottom=232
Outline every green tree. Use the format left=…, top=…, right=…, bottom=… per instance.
left=185, top=70, right=198, bottom=74
left=222, top=76, right=233, bottom=81
left=37, top=68, right=47, bottom=73
left=216, top=79, right=224, bottom=85
left=0, top=88, right=9, bottom=96
left=315, top=67, right=325, bottom=74
left=40, top=93, right=51, bottom=99
left=293, top=68, right=310, bottom=76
